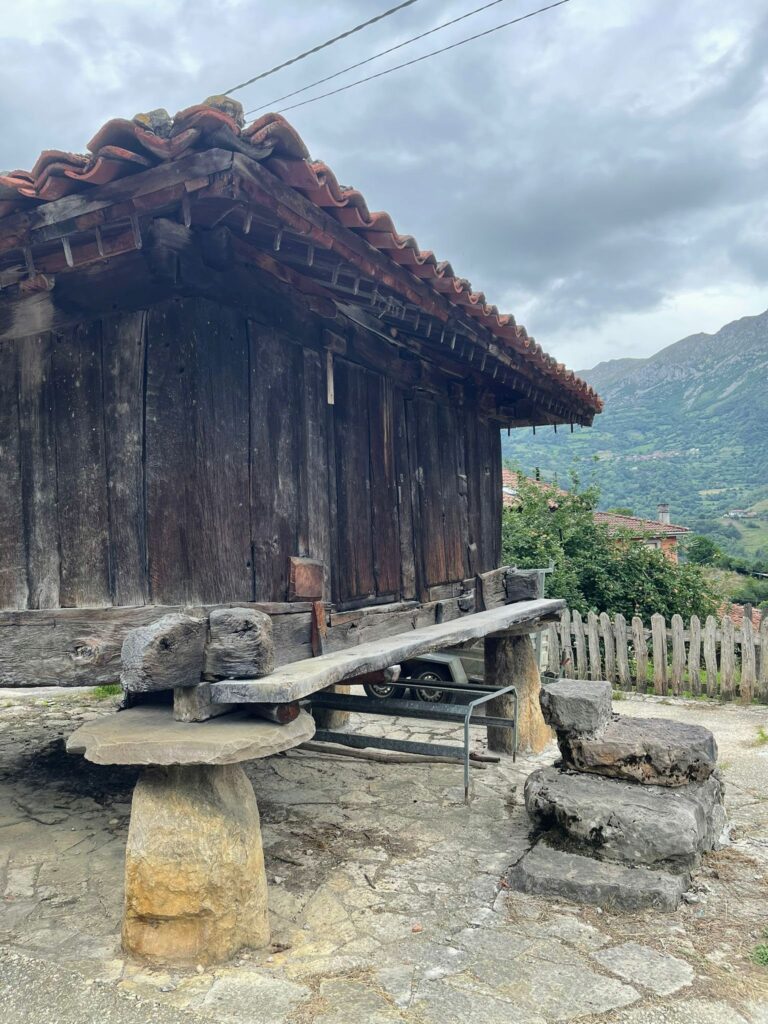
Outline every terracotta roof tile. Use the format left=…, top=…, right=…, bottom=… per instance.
left=0, top=96, right=601, bottom=412
left=592, top=511, right=689, bottom=537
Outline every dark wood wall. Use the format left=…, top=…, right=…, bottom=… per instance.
left=0, top=295, right=501, bottom=612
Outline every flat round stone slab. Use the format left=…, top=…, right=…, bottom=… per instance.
left=66, top=707, right=315, bottom=766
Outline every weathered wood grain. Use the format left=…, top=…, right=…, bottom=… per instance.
left=559, top=608, right=574, bottom=676
left=703, top=615, right=718, bottom=697
left=720, top=615, right=735, bottom=701
left=740, top=616, right=756, bottom=705
left=632, top=615, right=647, bottom=692
left=393, top=388, right=416, bottom=599
left=688, top=614, right=701, bottom=696
left=546, top=622, right=560, bottom=675
left=17, top=333, right=59, bottom=609
left=437, top=401, right=466, bottom=582
left=101, top=310, right=148, bottom=606
left=651, top=613, right=667, bottom=695
left=587, top=611, right=601, bottom=681
left=414, top=396, right=448, bottom=587
left=671, top=614, right=685, bottom=695
left=758, top=615, right=768, bottom=703
left=614, top=613, right=631, bottom=690
left=53, top=320, right=111, bottom=607
left=0, top=340, right=27, bottom=610
left=600, top=611, right=616, bottom=684
left=301, top=348, right=331, bottom=599
left=572, top=609, right=588, bottom=679
left=367, top=372, right=400, bottom=595
left=212, top=598, right=565, bottom=704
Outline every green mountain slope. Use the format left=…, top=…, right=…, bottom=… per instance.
left=502, top=310, right=768, bottom=535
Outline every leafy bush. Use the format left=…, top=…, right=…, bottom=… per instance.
left=501, top=471, right=718, bottom=620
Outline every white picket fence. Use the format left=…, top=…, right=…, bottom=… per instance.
left=545, top=609, right=768, bottom=703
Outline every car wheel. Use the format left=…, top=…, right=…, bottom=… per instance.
left=363, top=681, right=406, bottom=700
left=412, top=668, right=455, bottom=703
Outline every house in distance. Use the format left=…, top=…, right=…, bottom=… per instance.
left=0, top=96, right=602, bottom=689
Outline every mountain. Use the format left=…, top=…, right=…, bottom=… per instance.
left=501, top=310, right=768, bottom=543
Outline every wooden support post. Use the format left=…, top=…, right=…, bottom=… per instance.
left=485, top=632, right=551, bottom=755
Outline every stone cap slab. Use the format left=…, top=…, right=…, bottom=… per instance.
left=540, top=679, right=613, bottom=734
left=66, top=707, right=315, bottom=766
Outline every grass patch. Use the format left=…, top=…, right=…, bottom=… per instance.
left=612, top=690, right=625, bottom=700
left=750, top=943, right=768, bottom=968
left=90, top=684, right=121, bottom=700
left=755, top=727, right=768, bottom=746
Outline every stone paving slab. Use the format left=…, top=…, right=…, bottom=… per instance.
left=1, top=689, right=768, bottom=1024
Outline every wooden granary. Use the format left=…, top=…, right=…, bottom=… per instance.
left=0, top=97, right=601, bottom=687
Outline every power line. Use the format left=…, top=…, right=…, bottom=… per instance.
left=273, top=0, right=572, bottom=114
left=222, top=0, right=424, bottom=97
left=246, top=0, right=511, bottom=116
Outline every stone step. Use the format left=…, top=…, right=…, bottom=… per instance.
left=558, top=715, right=718, bottom=786
left=524, top=766, right=725, bottom=871
left=508, top=839, right=690, bottom=911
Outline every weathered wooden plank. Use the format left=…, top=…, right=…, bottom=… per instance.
left=250, top=323, right=303, bottom=601
left=587, top=611, right=601, bottom=680
left=572, top=608, right=588, bottom=679
left=0, top=340, right=27, bottom=610
left=703, top=615, right=718, bottom=698
left=632, top=615, right=648, bottom=693
left=720, top=615, right=735, bottom=701
left=393, top=388, right=416, bottom=600
left=688, top=615, right=701, bottom=697
left=333, top=358, right=375, bottom=601
left=415, top=396, right=448, bottom=587
left=436, top=401, right=466, bottom=582
left=462, top=400, right=483, bottom=578
left=758, top=614, right=768, bottom=703
left=52, top=320, right=111, bottom=606
left=101, top=310, right=148, bottom=606
left=480, top=419, right=502, bottom=571
left=614, top=613, right=631, bottom=690
left=651, top=614, right=667, bottom=695
left=301, top=348, right=331, bottom=600
left=599, top=611, right=616, bottom=684
left=559, top=608, right=574, bottom=676
left=17, top=333, right=59, bottom=608
left=211, top=598, right=566, bottom=704
left=671, top=614, right=685, bottom=695
left=368, top=372, right=400, bottom=595
left=740, top=616, right=756, bottom=705
left=546, top=622, right=560, bottom=675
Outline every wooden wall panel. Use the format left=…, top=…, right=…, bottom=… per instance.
left=301, top=348, right=331, bottom=599
left=479, top=418, right=502, bottom=571
left=146, top=298, right=251, bottom=605
left=102, top=311, right=148, bottom=606
left=0, top=340, right=27, bottom=610
left=437, top=401, right=467, bottom=582
left=393, top=388, right=416, bottom=600
left=52, top=322, right=111, bottom=607
left=17, top=334, right=59, bottom=609
left=462, top=399, right=483, bottom=577
left=414, top=397, right=448, bottom=587
left=333, top=359, right=375, bottom=602
left=249, top=324, right=303, bottom=602
left=367, top=373, right=400, bottom=596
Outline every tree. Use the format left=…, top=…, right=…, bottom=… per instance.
left=501, top=471, right=717, bottom=620
left=684, top=535, right=722, bottom=565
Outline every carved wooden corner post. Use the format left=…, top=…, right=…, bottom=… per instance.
left=485, top=631, right=552, bottom=755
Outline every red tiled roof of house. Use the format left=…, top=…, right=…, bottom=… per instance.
left=0, top=97, right=601, bottom=414
left=592, top=511, right=690, bottom=538
left=722, top=603, right=763, bottom=630
left=502, top=468, right=567, bottom=506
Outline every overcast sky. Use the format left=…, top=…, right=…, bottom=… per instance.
left=1, top=0, right=765, bottom=369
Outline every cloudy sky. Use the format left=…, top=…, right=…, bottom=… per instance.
left=2, top=0, right=765, bottom=369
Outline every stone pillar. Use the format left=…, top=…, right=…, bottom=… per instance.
left=123, top=763, right=269, bottom=966
left=485, top=632, right=552, bottom=755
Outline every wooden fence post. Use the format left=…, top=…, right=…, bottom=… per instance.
left=741, top=616, right=756, bottom=705
left=614, top=613, right=631, bottom=690
left=559, top=609, right=574, bottom=676
left=632, top=615, right=648, bottom=693
left=759, top=614, right=768, bottom=703
left=720, top=615, right=735, bottom=701
left=572, top=609, right=588, bottom=679
left=688, top=615, right=701, bottom=696
left=651, top=614, right=667, bottom=695
left=703, top=615, right=718, bottom=697
left=600, top=612, right=616, bottom=685
left=546, top=622, right=560, bottom=675
left=587, top=611, right=602, bottom=681
left=670, top=614, right=685, bottom=695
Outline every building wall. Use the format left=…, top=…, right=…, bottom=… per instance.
left=0, top=294, right=502, bottom=612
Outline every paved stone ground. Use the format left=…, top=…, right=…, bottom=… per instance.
left=1, top=687, right=768, bottom=1024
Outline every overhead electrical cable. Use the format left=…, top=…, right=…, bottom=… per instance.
left=246, top=0, right=511, bottom=115
left=273, top=0, right=572, bottom=113
left=222, top=0, right=424, bottom=96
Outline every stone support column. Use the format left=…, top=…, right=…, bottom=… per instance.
left=485, top=632, right=552, bottom=755
left=122, top=763, right=269, bottom=966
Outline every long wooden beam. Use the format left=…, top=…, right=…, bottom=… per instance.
left=210, top=598, right=564, bottom=704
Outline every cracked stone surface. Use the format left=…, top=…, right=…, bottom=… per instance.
left=0, top=686, right=767, bottom=1024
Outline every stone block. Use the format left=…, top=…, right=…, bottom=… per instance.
left=525, top=766, right=725, bottom=870
left=558, top=715, right=718, bottom=786
left=508, top=839, right=689, bottom=911
left=121, top=613, right=206, bottom=693
left=540, top=679, right=613, bottom=734
left=122, top=763, right=269, bottom=965
left=204, top=608, right=275, bottom=681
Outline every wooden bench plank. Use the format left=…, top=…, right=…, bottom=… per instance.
left=210, top=598, right=564, bottom=704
